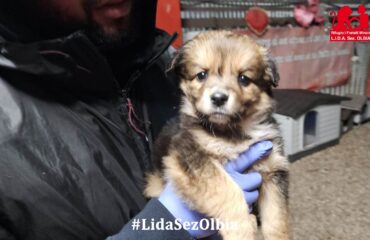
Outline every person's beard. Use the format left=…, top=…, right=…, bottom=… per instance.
left=82, top=0, right=157, bottom=76
left=83, top=0, right=140, bottom=53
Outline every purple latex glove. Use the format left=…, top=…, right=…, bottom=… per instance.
left=158, top=140, right=273, bottom=239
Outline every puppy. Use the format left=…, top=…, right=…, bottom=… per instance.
left=145, top=30, right=289, bottom=240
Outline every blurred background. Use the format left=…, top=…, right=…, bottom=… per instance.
left=155, top=1, right=370, bottom=239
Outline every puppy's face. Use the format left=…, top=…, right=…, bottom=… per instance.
left=173, top=31, right=278, bottom=129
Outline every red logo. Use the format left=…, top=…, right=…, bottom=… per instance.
left=330, top=5, right=370, bottom=42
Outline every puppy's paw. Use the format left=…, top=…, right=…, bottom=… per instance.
left=144, top=171, right=165, bottom=198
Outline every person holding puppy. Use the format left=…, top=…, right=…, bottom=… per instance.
left=0, top=0, right=266, bottom=239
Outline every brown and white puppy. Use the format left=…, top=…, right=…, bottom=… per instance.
left=145, top=30, right=289, bottom=240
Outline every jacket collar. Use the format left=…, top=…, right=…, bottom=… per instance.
left=0, top=30, right=120, bottom=98
left=0, top=26, right=175, bottom=99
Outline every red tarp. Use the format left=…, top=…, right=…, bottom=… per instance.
left=156, top=0, right=183, bottom=49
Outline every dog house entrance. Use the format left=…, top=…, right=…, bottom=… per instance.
left=304, top=111, right=317, bottom=146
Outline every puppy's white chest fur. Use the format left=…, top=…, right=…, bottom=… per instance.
left=191, top=121, right=280, bottom=164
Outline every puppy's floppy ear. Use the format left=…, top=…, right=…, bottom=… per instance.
left=265, top=56, right=279, bottom=87
left=261, top=48, right=280, bottom=88
left=167, top=47, right=186, bottom=79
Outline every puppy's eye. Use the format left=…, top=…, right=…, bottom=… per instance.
left=238, top=75, right=251, bottom=86
left=196, top=71, right=208, bottom=81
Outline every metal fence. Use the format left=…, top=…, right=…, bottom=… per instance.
left=180, top=0, right=370, bottom=97
left=320, top=43, right=370, bottom=96
left=181, top=0, right=303, bottom=33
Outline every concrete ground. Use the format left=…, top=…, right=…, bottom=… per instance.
left=289, top=122, right=370, bottom=240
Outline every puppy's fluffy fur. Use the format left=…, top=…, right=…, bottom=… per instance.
left=145, top=31, right=289, bottom=240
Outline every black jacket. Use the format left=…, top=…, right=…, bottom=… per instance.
left=0, top=13, right=194, bottom=240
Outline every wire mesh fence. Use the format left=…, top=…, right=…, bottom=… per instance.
left=180, top=0, right=370, bottom=96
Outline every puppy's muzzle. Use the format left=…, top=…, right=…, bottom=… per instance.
left=211, top=92, right=229, bottom=107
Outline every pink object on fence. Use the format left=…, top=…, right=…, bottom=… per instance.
left=294, top=0, right=324, bottom=27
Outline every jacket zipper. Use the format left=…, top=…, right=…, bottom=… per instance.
left=120, top=33, right=178, bottom=147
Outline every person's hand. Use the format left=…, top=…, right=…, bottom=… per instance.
left=158, top=140, right=273, bottom=239
left=224, top=140, right=273, bottom=212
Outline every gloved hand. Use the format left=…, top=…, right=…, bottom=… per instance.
left=158, top=140, right=273, bottom=239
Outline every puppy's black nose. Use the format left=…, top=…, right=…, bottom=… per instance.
left=211, top=92, right=229, bottom=106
